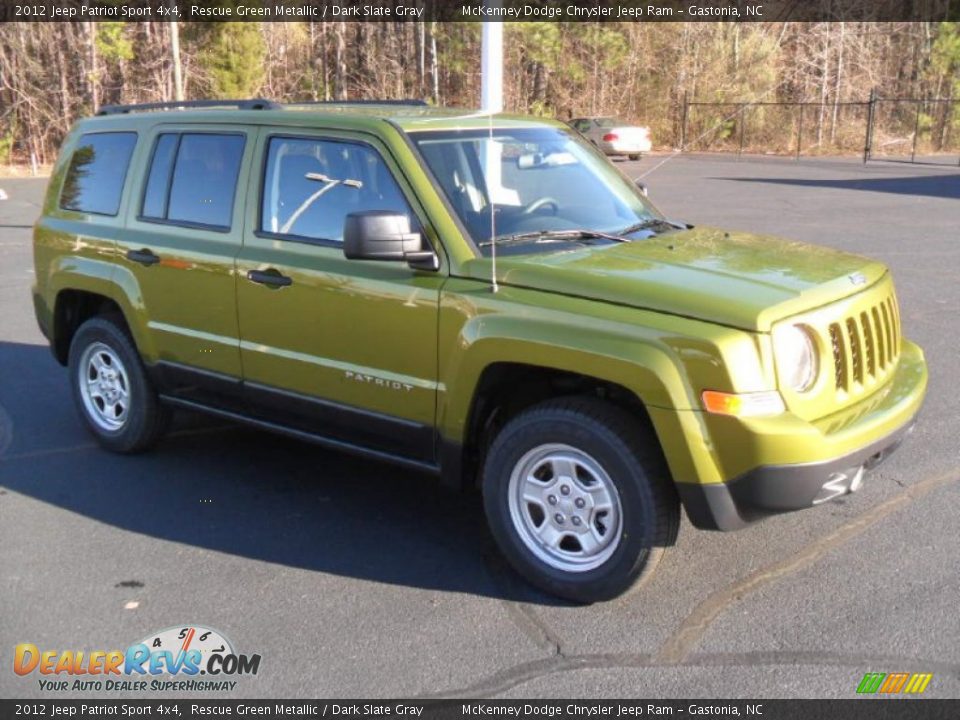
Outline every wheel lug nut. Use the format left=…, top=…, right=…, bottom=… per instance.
left=560, top=485, right=570, bottom=496
left=572, top=516, right=582, bottom=526
left=575, top=498, right=585, bottom=508
left=547, top=495, right=558, bottom=505
left=554, top=514, right=564, bottom=525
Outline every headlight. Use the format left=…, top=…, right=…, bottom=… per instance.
left=773, top=324, right=818, bottom=392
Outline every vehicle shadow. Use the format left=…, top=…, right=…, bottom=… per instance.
left=0, top=340, right=568, bottom=606
left=715, top=174, right=960, bottom=200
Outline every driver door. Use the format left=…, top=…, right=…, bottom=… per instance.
left=234, top=128, right=444, bottom=464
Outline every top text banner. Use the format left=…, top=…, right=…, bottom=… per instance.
left=2, top=0, right=958, bottom=23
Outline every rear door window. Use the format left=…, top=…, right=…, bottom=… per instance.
left=60, top=132, right=138, bottom=216
left=141, top=134, right=179, bottom=220
left=141, top=132, right=246, bottom=230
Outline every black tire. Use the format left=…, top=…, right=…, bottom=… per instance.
left=482, top=397, right=679, bottom=603
left=628, top=153, right=642, bottom=161
left=67, top=316, right=170, bottom=453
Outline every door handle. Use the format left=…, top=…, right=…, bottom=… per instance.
left=126, top=248, right=161, bottom=266
left=247, top=269, right=292, bottom=288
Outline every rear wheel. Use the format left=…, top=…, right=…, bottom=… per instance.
left=482, top=397, right=679, bottom=603
left=68, top=316, right=169, bottom=453
left=628, top=153, right=642, bottom=161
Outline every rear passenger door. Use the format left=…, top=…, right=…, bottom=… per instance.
left=234, top=129, right=444, bottom=464
left=120, top=125, right=254, bottom=396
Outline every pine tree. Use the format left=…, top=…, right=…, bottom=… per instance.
left=201, top=22, right=266, bottom=99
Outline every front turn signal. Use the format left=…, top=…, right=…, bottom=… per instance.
left=701, top=390, right=785, bottom=417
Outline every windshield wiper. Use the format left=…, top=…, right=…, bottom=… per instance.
left=479, top=229, right=631, bottom=248
left=617, top=217, right=685, bottom=236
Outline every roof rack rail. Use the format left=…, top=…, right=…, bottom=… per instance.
left=292, top=99, right=429, bottom=106
left=96, top=98, right=280, bottom=116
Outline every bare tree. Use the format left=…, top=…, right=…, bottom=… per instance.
left=169, top=16, right=184, bottom=101
left=1, top=20, right=958, bottom=164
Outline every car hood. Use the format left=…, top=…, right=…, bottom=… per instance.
left=461, top=226, right=888, bottom=332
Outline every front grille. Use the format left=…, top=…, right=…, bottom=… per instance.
left=829, top=292, right=901, bottom=394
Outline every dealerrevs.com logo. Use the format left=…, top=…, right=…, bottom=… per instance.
left=14, top=625, right=261, bottom=692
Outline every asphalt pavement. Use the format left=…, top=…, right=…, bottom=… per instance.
left=1, top=154, right=958, bottom=699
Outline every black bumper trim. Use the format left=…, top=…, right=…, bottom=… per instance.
left=676, top=419, right=917, bottom=531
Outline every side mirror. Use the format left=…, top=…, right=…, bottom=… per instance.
left=343, top=211, right=437, bottom=269
left=634, top=179, right=649, bottom=197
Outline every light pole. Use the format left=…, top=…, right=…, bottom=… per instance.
left=481, top=19, right=503, bottom=112
left=481, top=15, right=504, bottom=293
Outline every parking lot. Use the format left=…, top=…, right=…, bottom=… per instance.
left=1, top=154, right=958, bottom=699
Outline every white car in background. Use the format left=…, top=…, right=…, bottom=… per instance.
left=569, top=117, right=652, bottom=160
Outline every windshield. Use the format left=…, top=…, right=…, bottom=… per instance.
left=410, top=127, right=661, bottom=256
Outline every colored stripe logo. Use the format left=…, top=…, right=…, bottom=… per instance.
left=857, top=672, right=932, bottom=694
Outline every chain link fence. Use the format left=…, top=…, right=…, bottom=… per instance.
left=680, top=91, right=960, bottom=165
left=870, top=98, right=960, bottom=163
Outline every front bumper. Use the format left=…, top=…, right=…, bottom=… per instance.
left=675, top=339, right=927, bottom=531
left=677, top=419, right=915, bottom=530
left=600, top=140, right=652, bottom=155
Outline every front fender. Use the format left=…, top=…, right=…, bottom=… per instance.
left=436, top=280, right=770, bottom=486
left=439, top=312, right=691, bottom=446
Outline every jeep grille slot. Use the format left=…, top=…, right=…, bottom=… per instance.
left=829, top=292, right=901, bottom=394
left=860, top=311, right=875, bottom=376
left=829, top=324, right=847, bottom=391
left=886, top=296, right=900, bottom=359
left=846, top=317, right=863, bottom=386
left=870, top=307, right=885, bottom=370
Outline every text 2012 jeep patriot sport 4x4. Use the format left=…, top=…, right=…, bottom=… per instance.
left=32, top=99, right=927, bottom=602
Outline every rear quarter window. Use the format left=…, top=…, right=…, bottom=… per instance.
left=59, top=132, right=138, bottom=216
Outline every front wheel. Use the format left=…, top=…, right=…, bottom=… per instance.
left=68, top=316, right=170, bottom=453
left=482, top=397, right=679, bottom=603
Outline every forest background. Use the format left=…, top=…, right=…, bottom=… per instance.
left=1, top=20, right=959, bottom=165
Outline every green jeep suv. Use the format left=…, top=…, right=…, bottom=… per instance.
left=32, top=99, right=927, bottom=602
